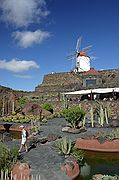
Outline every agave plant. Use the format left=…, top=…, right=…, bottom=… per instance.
left=54, top=137, right=72, bottom=155
left=54, top=137, right=85, bottom=167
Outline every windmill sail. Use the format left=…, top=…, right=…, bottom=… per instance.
left=76, top=36, right=82, bottom=52
left=82, top=45, right=93, bottom=53
left=67, top=36, right=95, bottom=72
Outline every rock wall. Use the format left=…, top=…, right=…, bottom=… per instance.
left=35, top=72, right=83, bottom=93
left=98, top=69, right=119, bottom=88
left=35, top=68, right=119, bottom=101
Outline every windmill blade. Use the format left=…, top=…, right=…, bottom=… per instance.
left=67, top=56, right=76, bottom=60
left=66, top=53, right=76, bottom=60
left=76, top=36, right=82, bottom=52
left=82, top=45, right=93, bottom=52
left=90, top=56, right=97, bottom=60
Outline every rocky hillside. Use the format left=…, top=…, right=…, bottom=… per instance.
left=0, top=85, right=31, bottom=116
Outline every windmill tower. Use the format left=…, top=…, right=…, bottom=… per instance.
left=67, top=37, right=95, bottom=72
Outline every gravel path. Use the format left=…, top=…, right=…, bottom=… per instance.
left=5, top=118, right=114, bottom=180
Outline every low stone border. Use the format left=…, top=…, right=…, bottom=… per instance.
left=0, top=124, right=31, bottom=135
left=61, top=156, right=80, bottom=180
left=75, top=138, right=119, bottom=152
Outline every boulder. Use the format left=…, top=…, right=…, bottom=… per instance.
left=110, top=120, right=119, bottom=127
left=47, top=133, right=61, bottom=142
left=62, top=127, right=70, bottom=132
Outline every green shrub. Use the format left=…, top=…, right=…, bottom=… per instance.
left=108, top=128, right=119, bottom=140
left=0, top=142, right=10, bottom=171
left=42, top=102, right=53, bottom=113
left=12, top=111, right=16, bottom=116
left=18, top=96, right=28, bottom=108
left=10, top=146, right=19, bottom=165
left=62, top=106, right=85, bottom=128
left=0, top=142, right=19, bottom=171
left=71, top=147, right=85, bottom=167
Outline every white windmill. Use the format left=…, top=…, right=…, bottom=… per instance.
left=67, top=36, right=95, bottom=72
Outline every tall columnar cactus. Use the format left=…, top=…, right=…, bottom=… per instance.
left=61, top=137, right=72, bottom=155
left=90, top=106, right=94, bottom=127
left=106, top=104, right=111, bottom=119
left=83, top=115, right=86, bottom=127
left=55, top=137, right=72, bottom=155
left=100, top=105, right=105, bottom=126
left=104, top=107, right=109, bottom=124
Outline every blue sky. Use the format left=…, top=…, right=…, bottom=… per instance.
left=0, top=0, right=119, bottom=91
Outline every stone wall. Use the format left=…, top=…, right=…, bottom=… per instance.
left=35, top=68, right=119, bottom=101
left=98, top=69, right=119, bottom=88
left=68, top=100, right=119, bottom=117
left=35, top=72, right=82, bottom=93
left=51, top=99, right=119, bottom=118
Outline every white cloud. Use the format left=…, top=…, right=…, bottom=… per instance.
left=14, top=74, right=32, bottom=79
left=12, top=30, right=50, bottom=48
left=0, top=0, right=49, bottom=27
left=0, top=58, right=39, bottom=72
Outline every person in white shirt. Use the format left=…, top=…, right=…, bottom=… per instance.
left=19, top=125, right=28, bottom=153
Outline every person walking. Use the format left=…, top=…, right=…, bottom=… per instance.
left=19, top=125, right=28, bottom=153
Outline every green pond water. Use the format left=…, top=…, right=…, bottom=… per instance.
left=80, top=150, right=119, bottom=180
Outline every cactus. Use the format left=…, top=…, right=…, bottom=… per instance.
left=106, top=103, right=111, bottom=119
left=83, top=115, right=86, bottom=127
left=61, top=137, right=72, bottom=155
left=98, top=116, right=101, bottom=124
left=100, top=105, right=105, bottom=126
left=54, top=137, right=72, bottom=155
left=104, top=107, right=109, bottom=124
left=90, top=106, right=94, bottom=127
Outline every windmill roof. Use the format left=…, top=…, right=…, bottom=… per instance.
left=79, top=51, right=87, bottom=56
